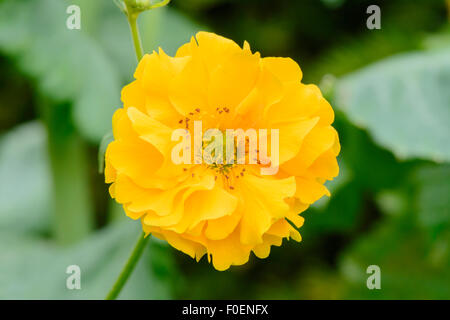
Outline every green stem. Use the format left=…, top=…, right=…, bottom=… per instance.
left=126, top=13, right=144, bottom=61
left=106, top=232, right=150, bottom=300
left=39, top=99, right=93, bottom=245
left=105, top=0, right=167, bottom=300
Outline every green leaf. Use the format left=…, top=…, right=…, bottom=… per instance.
left=335, top=112, right=417, bottom=191
left=0, top=221, right=175, bottom=299
left=339, top=217, right=450, bottom=299
left=0, top=0, right=203, bottom=143
left=335, top=49, right=450, bottom=162
left=414, top=164, right=450, bottom=230
left=0, top=0, right=121, bottom=143
left=0, top=122, right=51, bottom=234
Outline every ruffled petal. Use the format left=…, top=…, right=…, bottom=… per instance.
left=105, top=31, right=340, bottom=271
left=262, top=57, right=303, bottom=83
left=238, top=174, right=296, bottom=245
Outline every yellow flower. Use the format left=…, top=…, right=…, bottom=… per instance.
left=105, top=32, right=340, bottom=271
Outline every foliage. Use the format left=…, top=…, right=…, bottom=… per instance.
left=336, top=49, right=450, bottom=162
left=0, top=0, right=448, bottom=299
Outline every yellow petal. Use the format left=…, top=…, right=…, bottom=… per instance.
left=136, top=174, right=215, bottom=217
left=266, top=218, right=292, bottom=238
left=133, top=53, right=151, bottom=80
left=262, top=57, right=302, bottom=83
left=195, top=31, right=242, bottom=74
left=295, top=177, right=330, bottom=204
left=265, top=83, right=322, bottom=125
left=106, top=139, right=164, bottom=188
left=169, top=54, right=209, bottom=116
left=124, top=205, right=145, bottom=220
left=179, top=185, right=238, bottom=232
left=235, top=63, right=284, bottom=126
left=205, top=210, right=242, bottom=241
left=278, top=117, right=320, bottom=164
left=144, top=226, right=207, bottom=260
left=239, top=174, right=296, bottom=245
left=286, top=208, right=306, bottom=228
left=282, top=125, right=337, bottom=176
left=121, top=81, right=147, bottom=112
left=175, top=36, right=197, bottom=58
left=207, top=229, right=252, bottom=271
left=104, top=160, right=116, bottom=183
left=145, top=95, right=181, bottom=128
left=252, top=234, right=283, bottom=259
left=314, top=97, right=334, bottom=126
left=208, top=50, right=260, bottom=112
left=111, top=108, right=135, bottom=141
left=308, top=149, right=340, bottom=180
left=139, top=50, right=188, bottom=96
left=126, top=107, right=174, bottom=157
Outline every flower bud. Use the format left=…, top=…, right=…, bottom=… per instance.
left=126, top=0, right=151, bottom=12
left=118, top=0, right=171, bottom=17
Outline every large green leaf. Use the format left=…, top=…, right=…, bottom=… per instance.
left=0, top=122, right=51, bottom=234
left=0, top=0, right=203, bottom=143
left=335, top=49, right=450, bottom=162
left=0, top=0, right=121, bottom=143
left=0, top=221, right=175, bottom=299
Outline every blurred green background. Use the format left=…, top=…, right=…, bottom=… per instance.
left=0, top=0, right=449, bottom=299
